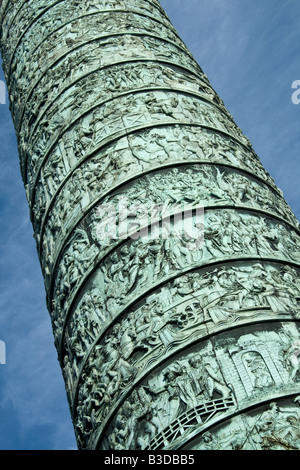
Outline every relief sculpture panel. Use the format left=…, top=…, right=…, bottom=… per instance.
left=1, top=0, right=299, bottom=451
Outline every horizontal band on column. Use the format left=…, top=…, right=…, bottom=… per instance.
left=31, top=93, right=247, bottom=228
left=7, top=6, right=179, bottom=82
left=54, top=250, right=300, bottom=359
left=172, top=390, right=300, bottom=452
left=89, top=327, right=300, bottom=450
left=21, top=61, right=212, bottom=146
left=23, top=79, right=222, bottom=178
left=1, top=0, right=167, bottom=45
left=0, top=0, right=24, bottom=32
left=1, top=0, right=62, bottom=45
left=16, top=36, right=204, bottom=149
left=45, top=192, right=300, bottom=307
left=28, top=99, right=254, bottom=218
left=34, top=127, right=285, bottom=285
left=69, top=296, right=300, bottom=418
left=8, top=27, right=193, bottom=99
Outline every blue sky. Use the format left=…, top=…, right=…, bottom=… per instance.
left=0, top=0, right=299, bottom=450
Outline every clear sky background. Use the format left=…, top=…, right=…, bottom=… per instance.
left=0, top=0, right=299, bottom=450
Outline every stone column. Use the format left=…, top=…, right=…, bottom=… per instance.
left=1, top=0, right=300, bottom=451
